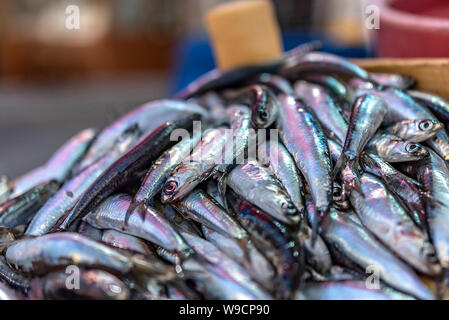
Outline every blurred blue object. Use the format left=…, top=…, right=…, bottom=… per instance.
left=171, top=32, right=369, bottom=96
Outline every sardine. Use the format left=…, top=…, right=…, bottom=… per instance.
left=76, top=100, right=207, bottom=171
left=226, top=160, right=299, bottom=225
left=83, top=194, right=192, bottom=258
left=294, top=80, right=349, bottom=145
left=370, top=73, right=415, bottom=90
left=366, top=132, right=428, bottom=162
left=172, top=189, right=248, bottom=241
left=60, top=116, right=200, bottom=230
left=416, top=149, right=449, bottom=269
left=333, top=94, right=387, bottom=196
left=161, top=127, right=229, bottom=203
left=258, top=140, right=305, bottom=214
left=25, top=125, right=140, bottom=236
left=277, top=94, right=332, bottom=232
left=385, top=119, right=443, bottom=142
left=408, top=90, right=449, bottom=124
left=102, top=229, right=154, bottom=256
left=320, top=207, right=434, bottom=300
left=350, top=173, right=440, bottom=275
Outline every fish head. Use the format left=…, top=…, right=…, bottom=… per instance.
left=417, top=119, right=444, bottom=137
left=161, top=162, right=204, bottom=203
left=404, top=142, right=429, bottom=160
left=251, top=89, right=278, bottom=129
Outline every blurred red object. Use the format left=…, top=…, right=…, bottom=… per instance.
left=373, top=0, right=449, bottom=57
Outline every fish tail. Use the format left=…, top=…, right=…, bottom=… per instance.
left=124, top=199, right=141, bottom=226
left=331, top=152, right=348, bottom=182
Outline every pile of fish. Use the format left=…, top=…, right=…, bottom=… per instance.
left=3, top=42, right=449, bottom=300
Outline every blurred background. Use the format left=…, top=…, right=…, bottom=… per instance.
left=2, top=0, right=449, bottom=177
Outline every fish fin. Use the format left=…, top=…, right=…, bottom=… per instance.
left=331, top=151, right=349, bottom=182
left=124, top=200, right=141, bottom=226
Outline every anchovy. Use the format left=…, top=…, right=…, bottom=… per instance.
left=226, top=160, right=299, bottom=225
left=172, top=189, right=248, bottom=241
left=385, top=119, right=443, bottom=142
left=258, top=140, right=305, bottom=214
left=60, top=116, right=200, bottom=230
left=31, top=269, right=130, bottom=300
left=366, top=132, right=428, bottom=162
left=76, top=100, right=207, bottom=172
left=355, top=86, right=449, bottom=160
left=25, top=126, right=140, bottom=236
left=277, top=94, right=332, bottom=232
left=370, top=73, right=416, bottom=90
left=320, top=207, right=434, bottom=300
left=0, top=181, right=59, bottom=229
left=408, top=90, right=449, bottom=124
left=6, top=232, right=174, bottom=278
left=280, top=52, right=369, bottom=80
left=333, top=94, right=387, bottom=196
left=201, top=226, right=276, bottom=290
left=227, top=190, right=303, bottom=299
left=416, top=149, right=449, bottom=269
left=350, top=173, right=440, bottom=276
left=161, top=127, right=229, bottom=203
left=128, top=131, right=202, bottom=216
left=294, top=80, right=349, bottom=145
left=180, top=231, right=273, bottom=300
left=83, top=194, right=192, bottom=258
left=361, top=152, right=427, bottom=228
left=223, top=85, right=279, bottom=128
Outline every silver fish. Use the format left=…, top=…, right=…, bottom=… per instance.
left=361, top=152, right=427, bottom=228
left=83, top=194, right=192, bottom=257
left=25, top=126, right=140, bottom=236
left=416, top=149, right=449, bottom=269
left=350, top=173, right=440, bottom=276
left=298, top=74, right=350, bottom=104
left=161, top=127, right=229, bottom=203
left=180, top=232, right=273, bottom=300
left=76, top=100, right=208, bottom=172
left=226, top=160, right=299, bottom=225
left=321, top=207, right=434, bottom=300
left=355, top=86, right=449, bottom=160
left=385, top=119, right=443, bottom=142
left=333, top=94, right=387, bottom=195
left=277, top=94, right=332, bottom=231
left=129, top=131, right=201, bottom=211
left=297, top=223, right=332, bottom=274
left=201, top=226, right=276, bottom=290
left=6, top=232, right=171, bottom=278
left=294, top=80, right=349, bottom=145
left=172, top=189, right=248, bottom=241
left=258, top=140, right=305, bottom=214
left=366, top=132, right=428, bottom=162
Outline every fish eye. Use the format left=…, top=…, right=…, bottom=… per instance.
left=406, top=143, right=421, bottom=153
left=163, top=181, right=178, bottom=195
left=260, top=111, right=269, bottom=120
left=418, top=120, right=432, bottom=131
